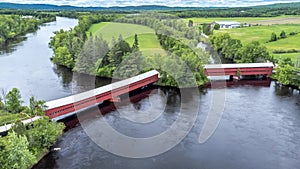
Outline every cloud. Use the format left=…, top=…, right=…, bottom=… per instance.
left=0, top=0, right=299, bottom=7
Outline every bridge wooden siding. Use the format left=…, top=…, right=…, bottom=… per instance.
left=45, top=70, right=159, bottom=120
left=204, top=63, right=274, bottom=77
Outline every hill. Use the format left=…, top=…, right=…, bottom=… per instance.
left=0, top=2, right=299, bottom=12
left=0, top=3, right=207, bottom=11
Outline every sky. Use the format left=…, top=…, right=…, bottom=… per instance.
left=0, top=0, right=299, bottom=7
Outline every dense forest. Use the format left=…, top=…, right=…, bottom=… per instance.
left=0, top=14, right=56, bottom=45
left=0, top=88, right=65, bottom=169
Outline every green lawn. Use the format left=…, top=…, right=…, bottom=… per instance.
left=87, top=22, right=166, bottom=56
left=273, top=53, right=300, bottom=63
left=187, top=15, right=300, bottom=25
left=266, top=34, right=300, bottom=51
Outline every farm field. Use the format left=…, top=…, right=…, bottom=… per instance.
left=87, top=22, right=166, bottom=56
left=215, top=24, right=300, bottom=62
left=216, top=24, right=300, bottom=45
left=187, top=15, right=300, bottom=25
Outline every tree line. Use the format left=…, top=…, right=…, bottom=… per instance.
left=0, top=14, right=56, bottom=45
left=115, top=13, right=202, bottom=45
left=0, top=88, right=65, bottom=169
left=168, top=3, right=300, bottom=18
left=210, top=33, right=271, bottom=63
left=49, top=14, right=119, bottom=69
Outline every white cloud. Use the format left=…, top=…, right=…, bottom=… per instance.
left=0, top=0, right=299, bottom=7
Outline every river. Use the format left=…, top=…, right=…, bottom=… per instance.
left=1, top=18, right=300, bottom=169
left=0, top=17, right=80, bottom=103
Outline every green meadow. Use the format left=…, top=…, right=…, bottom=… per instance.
left=273, top=53, right=300, bottom=63
left=215, top=24, right=300, bottom=62
left=187, top=15, right=300, bottom=25
left=87, top=22, right=166, bottom=56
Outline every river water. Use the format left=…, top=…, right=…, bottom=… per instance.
left=0, top=17, right=79, bottom=103
left=1, top=18, right=300, bottom=169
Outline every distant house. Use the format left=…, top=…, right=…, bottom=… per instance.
left=211, top=21, right=241, bottom=29
left=21, top=16, right=34, bottom=19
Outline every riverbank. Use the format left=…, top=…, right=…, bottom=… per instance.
left=0, top=116, right=65, bottom=169
left=0, top=15, right=56, bottom=46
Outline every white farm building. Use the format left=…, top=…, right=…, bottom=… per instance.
left=211, top=21, right=241, bottom=29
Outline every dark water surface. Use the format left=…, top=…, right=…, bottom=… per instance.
left=34, top=83, right=300, bottom=169
left=0, top=17, right=299, bottom=169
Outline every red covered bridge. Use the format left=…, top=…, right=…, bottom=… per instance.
left=45, top=70, right=159, bottom=121
left=204, top=63, right=274, bottom=77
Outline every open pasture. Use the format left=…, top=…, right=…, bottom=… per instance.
left=186, top=15, right=300, bottom=25
left=88, top=22, right=166, bottom=56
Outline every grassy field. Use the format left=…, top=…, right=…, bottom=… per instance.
left=187, top=15, right=300, bottom=25
left=88, top=22, right=166, bottom=56
left=216, top=24, right=300, bottom=46
left=273, top=53, right=300, bottom=63
left=215, top=24, right=300, bottom=61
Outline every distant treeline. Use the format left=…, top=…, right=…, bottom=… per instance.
left=0, top=9, right=56, bottom=19
left=168, top=3, right=300, bottom=17
left=0, top=14, right=56, bottom=45
left=1, top=2, right=300, bottom=17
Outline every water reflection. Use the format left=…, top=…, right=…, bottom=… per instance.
left=34, top=82, right=300, bottom=169
left=206, top=78, right=272, bottom=88
left=274, top=82, right=299, bottom=96
left=53, top=65, right=74, bottom=88
left=0, top=36, right=28, bottom=55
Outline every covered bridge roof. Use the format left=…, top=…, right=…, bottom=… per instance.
left=204, top=63, right=274, bottom=69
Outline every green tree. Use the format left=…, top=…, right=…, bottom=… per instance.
left=280, top=30, right=286, bottom=39
left=132, top=34, right=139, bottom=51
left=202, top=23, right=212, bottom=35
left=5, top=88, right=24, bottom=114
left=118, top=34, right=123, bottom=42
left=236, top=68, right=241, bottom=77
left=113, top=50, right=144, bottom=79
left=210, top=33, right=231, bottom=52
left=0, top=132, right=36, bottom=169
left=24, top=117, right=65, bottom=155
left=214, top=23, right=220, bottom=30
left=52, top=46, right=74, bottom=68
left=26, top=96, right=47, bottom=116
left=270, top=32, right=277, bottom=42
left=240, top=41, right=270, bottom=63
left=221, top=38, right=242, bottom=62
left=188, top=20, right=193, bottom=27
